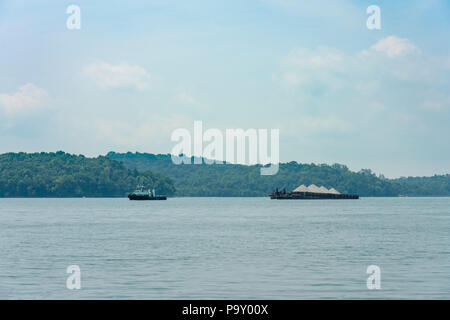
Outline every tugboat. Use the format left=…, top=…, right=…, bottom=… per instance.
left=128, top=186, right=167, bottom=200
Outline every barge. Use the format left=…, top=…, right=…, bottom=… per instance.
left=270, top=184, right=359, bottom=200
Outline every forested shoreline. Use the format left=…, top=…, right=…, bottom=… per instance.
left=0, top=152, right=175, bottom=197
left=0, top=151, right=448, bottom=197
left=109, top=152, right=450, bottom=197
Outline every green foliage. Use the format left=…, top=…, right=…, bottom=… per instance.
left=1, top=151, right=447, bottom=197
left=391, top=175, right=450, bottom=196
left=107, top=152, right=450, bottom=197
left=0, top=152, right=175, bottom=197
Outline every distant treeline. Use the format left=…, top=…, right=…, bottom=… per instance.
left=0, top=152, right=175, bottom=197
left=108, top=152, right=450, bottom=197
left=0, top=151, right=448, bottom=198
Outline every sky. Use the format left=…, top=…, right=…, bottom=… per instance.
left=0, top=0, right=449, bottom=178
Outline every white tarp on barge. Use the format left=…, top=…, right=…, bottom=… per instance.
left=293, top=184, right=341, bottom=194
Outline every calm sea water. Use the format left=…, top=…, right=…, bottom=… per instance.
left=0, top=197, right=449, bottom=299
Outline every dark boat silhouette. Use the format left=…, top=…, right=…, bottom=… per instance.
left=128, top=186, right=167, bottom=200
left=270, top=184, right=359, bottom=199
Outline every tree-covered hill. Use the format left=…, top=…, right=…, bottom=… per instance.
left=392, top=175, right=450, bottom=197
left=0, top=152, right=175, bottom=197
left=1, top=151, right=447, bottom=197
left=107, top=152, right=450, bottom=197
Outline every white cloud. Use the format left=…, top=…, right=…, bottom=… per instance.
left=369, top=36, right=421, bottom=58
left=82, top=62, right=151, bottom=89
left=178, top=92, right=197, bottom=105
left=95, top=114, right=192, bottom=148
left=176, top=91, right=207, bottom=111
left=274, top=36, right=449, bottom=156
left=286, top=47, right=344, bottom=69
left=278, top=47, right=349, bottom=93
left=0, top=83, right=47, bottom=115
left=281, top=116, right=353, bottom=135
left=277, top=36, right=426, bottom=95
left=445, top=58, right=450, bottom=69
left=420, top=99, right=449, bottom=112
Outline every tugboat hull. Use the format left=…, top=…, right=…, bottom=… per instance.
left=128, top=194, right=167, bottom=200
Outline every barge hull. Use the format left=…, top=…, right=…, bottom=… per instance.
left=270, top=191, right=358, bottom=200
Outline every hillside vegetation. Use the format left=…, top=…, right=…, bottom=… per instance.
left=107, top=152, right=450, bottom=197
left=0, top=152, right=175, bottom=197
left=1, top=151, right=447, bottom=197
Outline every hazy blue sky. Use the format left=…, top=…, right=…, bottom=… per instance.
left=0, top=0, right=449, bottom=177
